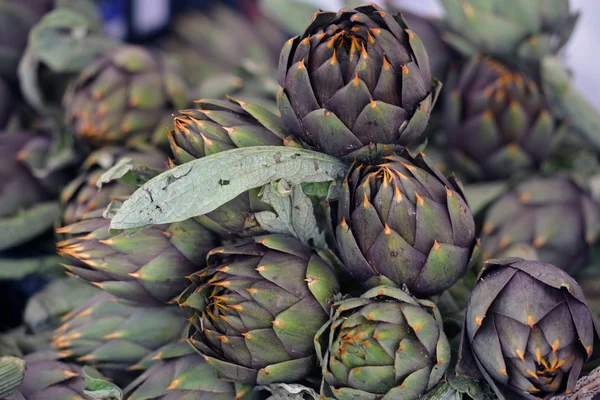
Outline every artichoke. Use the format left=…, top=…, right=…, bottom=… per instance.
left=10, top=352, right=93, bottom=400
left=125, top=342, right=259, bottom=400
left=168, top=98, right=296, bottom=239
left=440, top=0, right=579, bottom=66
left=52, top=292, right=186, bottom=370
left=457, top=258, right=600, bottom=399
left=277, top=3, right=438, bottom=158
left=178, top=234, right=340, bottom=384
left=0, top=131, right=71, bottom=251
left=64, top=45, right=188, bottom=148
left=0, top=77, right=14, bottom=129
left=315, top=285, right=450, bottom=400
left=60, top=147, right=167, bottom=226
left=444, top=56, right=564, bottom=181
left=336, top=151, right=478, bottom=297
left=481, top=176, right=600, bottom=275
left=57, top=215, right=218, bottom=306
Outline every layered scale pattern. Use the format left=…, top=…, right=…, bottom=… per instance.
left=336, top=152, right=477, bottom=296
left=315, top=286, right=450, bottom=400
left=278, top=3, right=437, bottom=158
left=459, top=258, right=600, bottom=399
left=178, top=235, right=340, bottom=385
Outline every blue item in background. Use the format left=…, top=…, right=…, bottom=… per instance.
left=99, top=0, right=242, bottom=42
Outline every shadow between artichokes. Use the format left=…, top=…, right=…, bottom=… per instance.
left=314, top=285, right=450, bottom=400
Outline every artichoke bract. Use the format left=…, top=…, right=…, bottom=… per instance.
left=315, top=285, right=450, bottom=400
left=57, top=216, right=218, bottom=306
left=60, top=147, right=167, bottom=226
left=52, top=292, right=187, bottom=370
left=277, top=3, right=437, bottom=158
left=481, top=176, right=600, bottom=275
left=458, top=258, right=600, bottom=399
left=178, top=234, right=340, bottom=384
left=440, top=0, right=579, bottom=66
left=168, top=98, right=296, bottom=239
left=336, top=152, right=478, bottom=297
left=64, top=45, right=187, bottom=148
left=444, top=57, right=564, bottom=181
left=11, top=352, right=92, bottom=400
left=125, top=342, right=259, bottom=400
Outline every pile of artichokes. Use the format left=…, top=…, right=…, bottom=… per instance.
left=1, top=1, right=600, bottom=400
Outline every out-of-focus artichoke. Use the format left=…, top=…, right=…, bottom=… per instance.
left=168, top=98, right=298, bottom=239
left=458, top=258, right=600, bottom=399
left=124, top=342, right=259, bottom=400
left=481, top=176, right=600, bottom=275
left=440, top=0, right=579, bottom=67
left=336, top=151, right=478, bottom=297
left=444, top=57, right=564, bottom=181
left=0, top=77, right=15, bottom=129
left=315, top=285, right=450, bottom=400
left=57, top=215, right=218, bottom=306
left=0, top=131, right=71, bottom=251
left=10, top=352, right=93, bottom=400
left=178, top=234, right=340, bottom=384
left=277, top=3, right=438, bottom=158
left=64, top=45, right=187, bottom=148
left=60, top=147, right=167, bottom=226
left=52, top=292, right=186, bottom=370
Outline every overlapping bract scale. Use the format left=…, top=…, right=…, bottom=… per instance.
left=178, top=234, right=340, bottom=385
left=277, top=3, right=437, bottom=158
left=336, top=152, right=478, bottom=296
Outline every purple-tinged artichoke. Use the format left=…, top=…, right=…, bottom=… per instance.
left=336, top=151, right=478, bottom=297
left=458, top=258, right=600, bottom=399
left=277, top=3, right=438, bottom=158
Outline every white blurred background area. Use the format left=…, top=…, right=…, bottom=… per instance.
left=299, top=0, right=600, bottom=110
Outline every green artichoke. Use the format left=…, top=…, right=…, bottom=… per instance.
left=168, top=98, right=296, bottom=239
left=481, top=176, right=600, bottom=275
left=440, top=0, right=579, bottom=66
left=336, top=151, right=478, bottom=297
left=60, top=147, right=167, bottom=226
left=277, top=3, right=438, bottom=158
left=457, top=258, right=600, bottom=399
left=10, top=352, right=93, bottom=400
left=57, top=216, right=218, bottom=306
left=178, top=234, right=340, bottom=384
left=52, top=292, right=186, bottom=370
left=315, top=285, right=450, bottom=400
left=125, top=342, right=259, bottom=400
left=444, top=56, right=564, bottom=181
left=0, top=131, right=71, bottom=251
left=64, top=45, right=188, bottom=148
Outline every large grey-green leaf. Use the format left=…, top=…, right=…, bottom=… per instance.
left=260, top=383, right=319, bottom=400
left=542, top=56, right=600, bottom=152
left=0, top=202, right=60, bottom=251
left=24, top=277, right=101, bottom=331
left=83, top=367, right=122, bottom=400
left=97, top=158, right=161, bottom=189
left=110, top=147, right=348, bottom=231
left=256, top=182, right=325, bottom=249
left=0, top=356, right=26, bottom=399
left=421, top=374, right=495, bottom=400
left=29, top=9, right=114, bottom=73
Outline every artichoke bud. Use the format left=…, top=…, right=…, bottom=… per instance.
left=178, top=234, right=341, bottom=385
left=277, top=3, right=438, bottom=159
left=168, top=98, right=291, bottom=239
left=458, top=258, right=600, bottom=399
left=481, top=176, right=600, bottom=275
left=315, top=285, right=450, bottom=400
left=57, top=216, right=218, bottom=306
left=52, top=292, right=187, bottom=369
left=64, top=45, right=188, bottom=149
left=444, top=56, right=564, bottom=181
left=336, top=151, right=478, bottom=297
